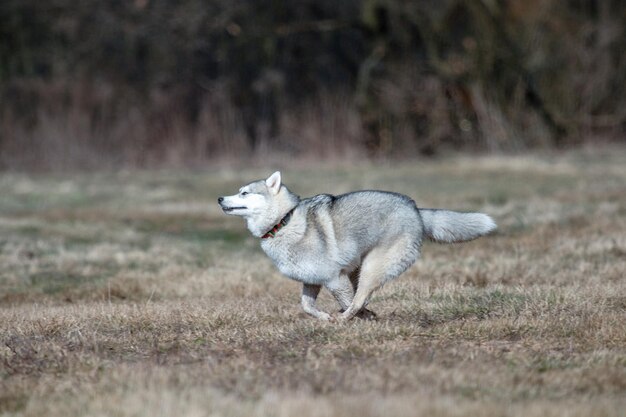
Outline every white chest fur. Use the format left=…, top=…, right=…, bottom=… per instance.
left=260, top=218, right=340, bottom=285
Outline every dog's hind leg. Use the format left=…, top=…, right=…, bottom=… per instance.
left=328, top=270, right=376, bottom=319
left=301, top=284, right=331, bottom=320
left=340, top=257, right=383, bottom=321
left=341, top=236, right=420, bottom=321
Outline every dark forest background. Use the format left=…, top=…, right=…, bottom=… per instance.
left=1, top=0, right=624, bottom=170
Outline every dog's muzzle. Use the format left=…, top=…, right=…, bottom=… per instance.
left=218, top=197, right=245, bottom=213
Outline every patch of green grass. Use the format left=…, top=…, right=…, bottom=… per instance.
left=28, top=271, right=112, bottom=295
left=0, top=393, right=28, bottom=413
left=131, top=217, right=247, bottom=246
left=532, top=356, right=579, bottom=373
left=427, top=290, right=529, bottom=323
left=166, top=228, right=247, bottom=245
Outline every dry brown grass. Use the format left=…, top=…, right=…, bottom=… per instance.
left=1, top=146, right=626, bottom=416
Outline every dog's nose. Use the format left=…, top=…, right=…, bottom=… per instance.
left=218, top=197, right=224, bottom=204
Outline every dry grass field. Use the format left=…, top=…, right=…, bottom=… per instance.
left=1, top=147, right=625, bottom=416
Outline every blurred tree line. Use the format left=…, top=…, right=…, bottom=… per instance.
left=0, top=0, right=624, bottom=169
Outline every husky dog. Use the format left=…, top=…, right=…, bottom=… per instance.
left=218, top=172, right=496, bottom=321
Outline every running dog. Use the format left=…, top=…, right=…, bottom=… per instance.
left=218, top=172, right=496, bottom=320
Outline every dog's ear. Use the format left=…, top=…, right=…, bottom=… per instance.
left=265, top=171, right=282, bottom=195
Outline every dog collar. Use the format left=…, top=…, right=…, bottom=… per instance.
left=261, top=208, right=295, bottom=239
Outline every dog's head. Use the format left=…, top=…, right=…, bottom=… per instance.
left=218, top=171, right=287, bottom=220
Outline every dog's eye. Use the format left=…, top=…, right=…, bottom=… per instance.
left=241, top=191, right=248, bottom=196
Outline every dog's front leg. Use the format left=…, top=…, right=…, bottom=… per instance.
left=301, top=284, right=331, bottom=320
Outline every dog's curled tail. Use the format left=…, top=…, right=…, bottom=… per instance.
left=419, top=209, right=497, bottom=243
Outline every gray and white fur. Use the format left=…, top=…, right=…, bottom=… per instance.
left=218, top=171, right=496, bottom=321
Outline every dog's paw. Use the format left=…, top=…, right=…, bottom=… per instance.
left=317, top=312, right=333, bottom=321
left=338, top=308, right=377, bottom=321
left=338, top=311, right=353, bottom=321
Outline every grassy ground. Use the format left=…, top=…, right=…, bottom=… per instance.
left=1, top=147, right=625, bottom=416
